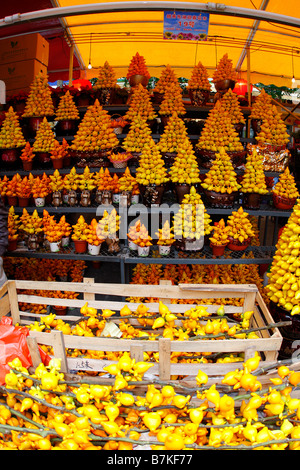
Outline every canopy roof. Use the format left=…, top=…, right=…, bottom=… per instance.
left=1, top=0, right=300, bottom=87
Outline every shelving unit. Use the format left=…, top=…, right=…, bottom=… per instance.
left=1, top=102, right=291, bottom=285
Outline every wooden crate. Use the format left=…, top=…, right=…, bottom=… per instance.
left=1, top=279, right=283, bottom=381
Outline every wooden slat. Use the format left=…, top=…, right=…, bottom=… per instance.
left=7, top=280, right=20, bottom=324
left=0, top=293, right=10, bottom=318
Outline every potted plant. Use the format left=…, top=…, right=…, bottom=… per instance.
left=0, top=106, right=26, bottom=165
left=85, top=218, right=104, bottom=255
left=19, top=208, right=44, bottom=251
left=249, top=89, right=273, bottom=135
left=128, top=219, right=152, bottom=257
left=44, top=218, right=63, bottom=253
left=72, top=215, right=89, bottom=253
left=209, top=219, right=230, bottom=256
left=135, top=140, right=169, bottom=206
left=156, top=220, right=175, bottom=256
left=122, top=115, right=154, bottom=164
left=240, top=149, right=268, bottom=209
left=7, top=206, right=20, bottom=251
left=226, top=206, right=255, bottom=251
left=78, top=166, right=96, bottom=206
left=187, top=61, right=211, bottom=106
left=118, top=167, right=140, bottom=204
left=157, top=112, right=189, bottom=166
left=63, top=167, right=80, bottom=205
left=255, top=105, right=290, bottom=152
left=220, top=88, right=246, bottom=136
left=58, top=215, right=72, bottom=248
left=93, top=61, right=119, bottom=105
left=173, top=186, right=213, bottom=251
left=20, top=142, right=35, bottom=171
left=272, top=167, right=299, bottom=210
left=22, top=72, right=55, bottom=136
left=32, top=117, right=56, bottom=164
left=212, top=53, right=237, bottom=95
left=16, top=176, right=32, bottom=207
left=126, top=52, right=150, bottom=88
left=159, top=81, right=186, bottom=125
left=125, top=83, right=157, bottom=123
left=6, top=173, right=21, bottom=206
left=201, top=147, right=241, bottom=208
left=49, top=169, right=64, bottom=206
left=152, top=65, right=179, bottom=103
left=109, top=151, right=132, bottom=169
left=55, top=90, right=80, bottom=135
left=31, top=175, right=50, bottom=207
left=97, top=208, right=121, bottom=253
left=50, top=139, right=69, bottom=170
left=169, top=137, right=201, bottom=202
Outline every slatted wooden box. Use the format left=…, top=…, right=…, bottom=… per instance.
left=1, top=279, right=282, bottom=381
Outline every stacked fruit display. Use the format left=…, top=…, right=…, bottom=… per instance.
left=201, top=147, right=241, bottom=208
left=159, top=81, right=186, bottom=117
left=255, top=105, right=290, bottom=148
left=0, top=106, right=26, bottom=152
left=250, top=88, right=273, bottom=120
left=126, top=52, right=150, bottom=87
left=173, top=186, right=212, bottom=250
left=196, top=100, right=245, bottom=168
left=136, top=141, right=169, bottom=205
left=32, top=117, right=56, bottom=163
left=209, top=218, right=230, bottom=256
left=157, top=112, right=189, bottom=163
left=125, top=83, right=157, bottom=122
left=7, top=206, right=20, bottom=251
left=187, top=61, right=211, bottom=105
left=212, top=53, right=237, bottom=91
left=71, top=99, right=119, bottom=165
left=272, top=167, right=299, bottom=210
left=169, top=137, right=201, bottom=201
left=118, top=167, right=140, bottom=200
left=220, top=88, right=245, bottom=130
left=240, top=149, right=268, bottom=209
left=155, top=220, right=175, bottom=256
left=122, top=115, right=154, bottom=156
left=93, top=61, right=118, bottom=104
left=226, top=207, right=255, bottom=250
left=127, top=219, right=152, bottom=256
left=153, top=65, right=179, bottom=95
left=22, top=73, right=55, bottom=118
left=20, top=142, right=35, bottom=171
left=55, top=90, right=79, bottom=121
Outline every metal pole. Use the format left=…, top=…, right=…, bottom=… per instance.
left=68, top=44, right=74, bottom=87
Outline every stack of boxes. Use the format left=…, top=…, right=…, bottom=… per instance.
left=0, top=32, right=49, bottom=97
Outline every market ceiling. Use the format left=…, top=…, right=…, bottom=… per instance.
left=1, top=0, right=300, bottom=87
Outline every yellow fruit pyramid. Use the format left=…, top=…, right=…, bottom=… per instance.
left=55, top=91, right=79, bottom=121
left=212, top=53, right=237, bottom=83
left=169, top=137, right=201, bottom=185
left=201, top=147, right=241, bottom=194
left=23, top=73, right=54, bottom=118
left=196, top=100, right=243, bottom=153
left=240, top=149, right=268, bottom=194
left=94, top=61, right=118, bottom=89
left=71, top=99, right=118, bottom=152
left=226, top=207, right=255, bottom=244
left=157, top=112, right=189, bottom=154
left=125, top=83, right=157, bottom=121
left=188, top=61, right=210, bottom=90
left=159, top=82, right=185, bottom=116
left=136, top=140, right=169, bottom=186
left=32, top=117, right=56, bottom=153
left=220, top=89, right=245, bottom=125
left=122, top=114, right=154, bottom=153
left=272, top=167, right=299, bottom=199
left=0, top=106, right=26, bottom=149
left=153, top=65, right=179, bottom=94
left=173, top=186, right=212, bottom=240
left=255, top=105, right=290, bottom=147
left=266, top=199, right=300, bottom=315
left=250, top=89, right=273, bottom=120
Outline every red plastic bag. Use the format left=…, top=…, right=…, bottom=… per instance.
left=0, top=317, right=51, bottom=385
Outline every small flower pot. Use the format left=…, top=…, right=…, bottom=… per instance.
left=88, top=243, right=101, bottom=255
left=204, top=189, right=238, bottom=209
left=34, top=197, right=45, bottom=207
left=18, top=197, right=30, bottom=207
left=1, top=147, right=19, bottom=164
left=50, top=241, right=61, bottom=253
left=56, top=119, right=78, bottom=136
left=210, top=243, right=227, bottom=257
left=52, top=158, right=64, bottom=169
left=129, top=74, right=149, bottom=88
left=37, top=152, right=51, bottom=165
left=112, top=193, right=121, bottom=205
left=53, top=305, right=68, bottom=316
left=188, top=88, right=210, bottom=106
left=7, top=195, right=18, bottom=206
left=137, top=245, right=150, bottom=257
left=227, top=237, right=251, bottom=251
left=214, top=79, right=236, bottom=93
left=128, top=239, right=138, bottom=251
left=61, top=236, right=70, bottom=248
left=158, top=245, right=171, bottom=256
left=272, top=193, right=297, bottom=210
left=74, top=239, right=87, bottom=253
left=22, top=160, right=33, bottom=171
left=174, top=183, right=191, bottom=203
left=131, top=194, right=139, bottom=205
left=28, top=116, right=44, bottom=136
left=8, top=239, right=18, bottom=251
left=243, top=192, right=261, bottom=210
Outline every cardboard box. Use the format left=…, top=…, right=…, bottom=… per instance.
left=0, top=59, right=47, bottom=95
left=0, top=33, right=49, bottom=67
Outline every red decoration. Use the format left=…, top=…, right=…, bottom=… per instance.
left=72, top=79, right=92, bottom=91
left=233, top=79, right=252, bottom=96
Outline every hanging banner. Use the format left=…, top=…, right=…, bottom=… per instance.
left=163, top=11, right=210, bottom=41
